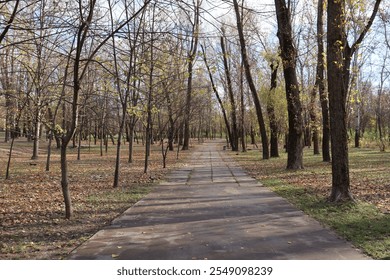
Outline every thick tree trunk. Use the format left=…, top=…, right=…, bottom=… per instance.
left=328, top=0, right=381, bottom=201
left=320, top=93, right=331, bottom=161
left=275, top=0, right=304, bottom=169
left=327, top=0, right=352, bottom=202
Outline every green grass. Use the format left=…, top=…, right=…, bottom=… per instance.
left=87, top=184, right=152, bottom=205
left=270, top=180, right=390, bottom=259
left=233, top=147, right=390, bottom=260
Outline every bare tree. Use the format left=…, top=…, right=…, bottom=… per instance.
left=220, top=28, right=239, bottom=151
left=0, top=0, right=20, bottom=44
left=182, top=0, right=201, bottom=150
left=233, top=0, right=269, bottom=159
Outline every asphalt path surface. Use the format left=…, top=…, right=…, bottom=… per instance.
left=69, top=141, right=367, bottom=260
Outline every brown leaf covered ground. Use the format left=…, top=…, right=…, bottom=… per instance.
left=232, top=145, right=390, bottom=214
left=0, top=138, right=193, bottom=259
left=2, top=138, right=389, bottom=259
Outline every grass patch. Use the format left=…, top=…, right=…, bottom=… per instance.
left=232, top=147, right=390, bottom=260
left=87, top=185, right=152, bottom=206
left=268, top=179, right=390, bottom=259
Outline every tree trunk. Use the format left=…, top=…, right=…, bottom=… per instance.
left=31, top=114, right=41, bottom=159
left=311, top=0, right=323, bottom=157
left=182, top=0, right=200, bottom=151
left=201, top=44, right=234, bottom=150
left=144, top=6, right=155, bottom=173
left=128, top=121, right=135, bottom=162
left=240, top=62, right=246, bottom=152
left=327, top=0, right=352, bottom=202
left=46, top=134, right=52, bottom=171
left=60, top=144, right=72, bottom=219
left=233, top=0, right=269, bottom=159
left=274, top=0, right=304, bottom=169
left=268, top=62, right=279, bottom=158
left=327, top=0, right=381, bottom=201
left=6, top=136, right=15, bottom=180
left=220, top=34, right=239, bottom=151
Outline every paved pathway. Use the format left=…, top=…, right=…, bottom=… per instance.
left=69, top=141, right=368, bottom=260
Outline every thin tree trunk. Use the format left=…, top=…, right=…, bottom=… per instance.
left=77, top=124, right=82, bottom=160
left=240, top=62, right=246, bottom=152
left=182, top=0, right=200, bottom=151
left=31, top=114, right=40, bottom=159
left=233, top=0, right=269, bottom=159
left=144, top=4, right=156, bottom=173
left=5, top=137, right=15, bottom=180
left=311, top=0, right=324, bottom=157
left=268, top=62, right=279, bottom=158
left=201, top=44, right=234, bottom=150
left=60, top=144, right=72, bottom=219
left=46, top=135, right=52, bottom=171
left=220, top=33, right=239, bottom=151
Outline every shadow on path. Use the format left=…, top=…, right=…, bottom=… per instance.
left=69, top=140, right=368, bottom=260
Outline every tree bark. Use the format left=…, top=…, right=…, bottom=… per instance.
left=220, top=33, right=239, bottom=151
left=0, top=0, right=20, bottom=44
left=274, top=0, right=304, bottom=169
left=311, top=0, right=325, bottom=157
left=182, top=0, right=200, bottom=151
left=233, top=0, right=269, bottom=159
left=60, top=144, right=72, bottom=219
left=240, top=62, right=246, bottom=152
left=327, top=0, right=352, bottom=202
left=268, top=62, right=279, bottom=158
left=201, top=44, right=234, bottom=150
left=327, top=0, right=381, bottom=202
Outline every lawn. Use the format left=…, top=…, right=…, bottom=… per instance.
left=231, top=145, right=390, bottom=259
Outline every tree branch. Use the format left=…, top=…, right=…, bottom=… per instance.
left=0, top=0, right=20, bottom=44
left=350, top=0, right=382, bottom=55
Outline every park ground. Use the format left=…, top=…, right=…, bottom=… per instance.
left=0, top=137, right=389, bottom=259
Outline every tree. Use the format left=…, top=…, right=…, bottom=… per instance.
left=274, top=0, right=304, bottom=169
left=268, top=61, right=279, bottom=158
left=0, top=0, right=20, bottom=45
left=311, top=0, right=329, bottom=159
left=111, top=0, right=145, bottom=186
left=201, top=44, right=234, bottom=148
left=233, top=0, right=269, bottom=159
left=58, top=0, right=151, bottom=218
left=317, top=0, right=330, bottom=162
left=182, top=0, right=201, bottom=151
left=327, top=0, right=382, bottom=202
left=220, top=29, right=239, bottom=151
